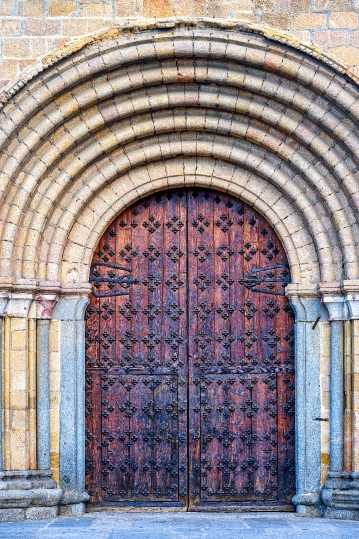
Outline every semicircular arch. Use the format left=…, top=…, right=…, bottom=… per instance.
left=0, top=19, right=358, bottom=294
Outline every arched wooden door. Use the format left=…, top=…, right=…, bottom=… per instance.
left=85, top=189, right=295, bottom=511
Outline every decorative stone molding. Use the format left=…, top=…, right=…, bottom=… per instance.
left=30, top=295, right=58, bottom=320
left=319, top=282, right=359, bottom=321
left=0, top=293, right=59, bottom=320
left=292, top=492, right=321, bottom=506
left=1, top=22, right=359, bottom=289
left=285, top=283, right=319, bottom=300
left=322, top=473, right=359, bottom=520
left=0, top=470, right=62, bottom=522
left=1, top=17, right=358, bottom=108
left=292, top=492, right=322, bottom=517
left=4, top=293, right=33, bottom=318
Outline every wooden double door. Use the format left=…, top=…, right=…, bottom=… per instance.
left=85, top=189, right=295, bottom=511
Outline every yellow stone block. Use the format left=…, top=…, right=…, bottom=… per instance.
left=10, top=318, right=27, bottom=332
left=10, top=330, right=27, bottom=351
left=48, top=0, right=76, bottom=16
left=10, top=409, right=27, bottom=430
left=353, top=376, right=359, bottom=391
left=9, top=351, right=27, bottom=371
left=329, top=11, right=358, bottom=28
left=10, top=371, right=27, bottom=393
left=9, top=431, right=27, bottom=470
left=292, top=13, right=327, bottom=30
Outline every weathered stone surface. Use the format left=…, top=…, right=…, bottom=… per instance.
left=32, top=489, right=62, bottom=507
left=0, top=490, right=33, bottom=509
left=0, top=508, right=25, bottom=523
left=58, top=502, right=86, bottom=516
left=59, top=491, right=90, bottom=505
left=25, top=506, right=58, bottom=520
left=292, top=492, right=321, bottom=506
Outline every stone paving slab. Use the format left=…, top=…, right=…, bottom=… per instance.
left=1, top=512, right=359, bottom=539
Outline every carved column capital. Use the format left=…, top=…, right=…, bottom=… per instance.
left=1, top=292, right=59, bottom=319
left=4, top=293, right=34, bottom=318
left=285, top=283, right=323, bottom=323
left=30, top=295, right=58, bottom=320
left=321, top=296, right=346, bottom=321
left=341, top=280, right=359, bottom=320
left=319, top=281, right=359, bottom=320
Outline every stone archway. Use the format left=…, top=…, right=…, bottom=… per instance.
left=0, top=19, right=358, bottom=519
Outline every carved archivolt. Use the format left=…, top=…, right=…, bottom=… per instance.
left=1, top=18, right=359, bottom=293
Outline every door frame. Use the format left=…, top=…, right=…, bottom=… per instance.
left=52, top=192, right=326, bottom=515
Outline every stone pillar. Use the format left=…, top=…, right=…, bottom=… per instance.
left=287, top=286, right=325, bottom=517
left=52, top=295, right=90, bottom=516
left=320, top=282, right=359, bottom=519
left=329, top=320, right=344, bottom=473
left=0, top=292, right=10, bottom=471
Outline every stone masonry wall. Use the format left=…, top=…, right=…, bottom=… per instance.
left=1, top=0, right=359, bottom=90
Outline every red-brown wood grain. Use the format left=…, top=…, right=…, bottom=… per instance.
left=85, top=189, right=295, bottom=510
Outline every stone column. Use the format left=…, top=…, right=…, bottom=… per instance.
left=34, top=296, right=58, bottom=471
left=52, top=295, right=90, bottom=516
left=0, top=292, right=10, bottom=471
left=287, top=286, right=326, bottom=516
left=329, top=320, right=344, bottom=473
left=320, top=282, right=359, bottom=519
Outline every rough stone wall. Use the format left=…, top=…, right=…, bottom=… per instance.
left=1, top=0, right=359, bottom=90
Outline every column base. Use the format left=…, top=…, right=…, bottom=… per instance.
left=58, top=490, right=89, bottom=516
left=321, top=472, right=359, bottom=520
left=292, top=492, right=322, bottom=517
left=0, top=470, right=62, bottom=522
left=59, top=502, right=86, bottom=516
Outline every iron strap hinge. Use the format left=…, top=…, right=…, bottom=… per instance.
left=238, top=263, right=290, bottom=296
left=90, top=262, right=138, bottom=298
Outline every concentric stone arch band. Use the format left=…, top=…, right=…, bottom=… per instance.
left=0, top=18, right=358, bottom=521
left=0, top=19, right=359, bottom=292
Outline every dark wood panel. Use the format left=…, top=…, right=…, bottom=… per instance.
left=85, top=188, right=295, bottom=510
left=85, top=191, right=188, bottom=505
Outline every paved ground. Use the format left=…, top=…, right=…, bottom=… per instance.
left=1, top=512, right=359, bottom=539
